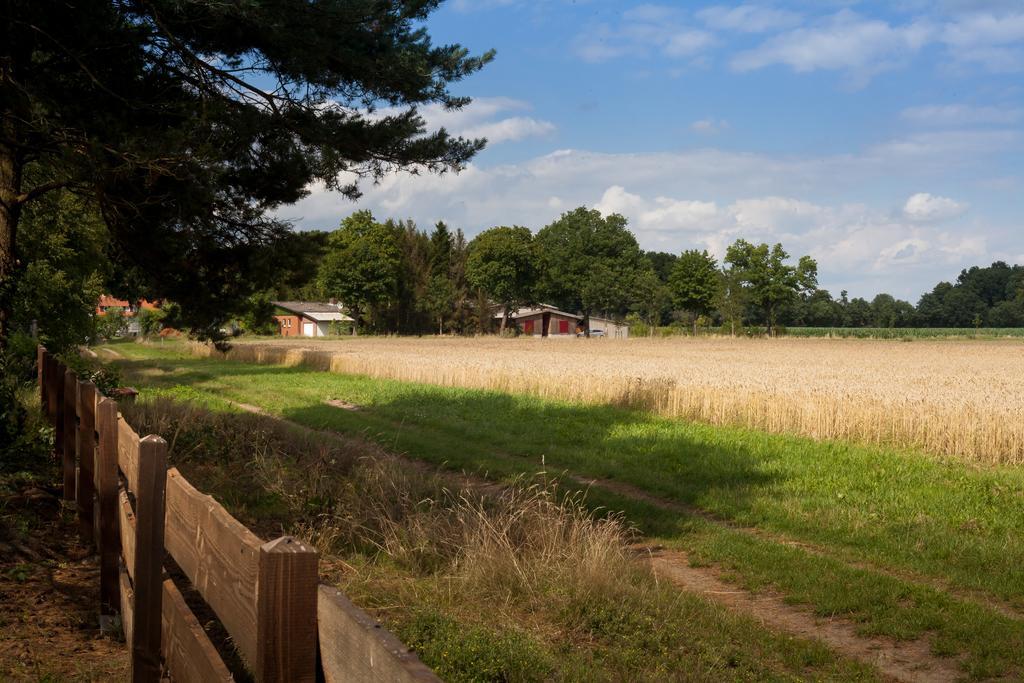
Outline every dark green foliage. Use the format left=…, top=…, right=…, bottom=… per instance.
left=94, top=308, right=129, bottom=341
left=534, top=208, right=647, bottom=331
left=725, top=240, right=817, bottom=334
left=465, top=226, right=537, bottom=330
left=1, top=0, right=493, bottom=343
left=239, top=293, right=278, bottom=336
left=318, top=211, right=402, bottom=331
left=669, top=250, right=720, bottom=332
left=10, top=190, right=108, bottom=353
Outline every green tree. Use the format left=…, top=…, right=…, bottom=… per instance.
left=95, top=308, right=129, bottom=341
left=422, top=222, right=456, bottom=333
left=318, top=211, right=400, bottom=332
left=10, top=189, right=108, bottom=353
left=466, top=226, right=537, bottom=333
left=1, top=1, right=493, bottom=345
left=725, top=240, right=818, bottom=336
left=669, top=250, right=720, bottom=334
left=137, top=307, right=166, bottom=338
left=715, top=268, right=747, bottom=335
left=631, top=269, right=672, bottom=334
left=534, top=208, right=644, bottom=335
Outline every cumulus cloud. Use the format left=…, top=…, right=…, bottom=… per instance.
left=903, top=193, right=968, bottom=221
left=573, top=6, right=715, bottom=62
left=940, top=11, right=1024, bottom=72
left=731, top=10, right=933, bottom=84
left=372, top=96, right=555, bottom=145
left=275, top=128, right=1016, bottom=298
left=697, top=4, right=802, bottom=33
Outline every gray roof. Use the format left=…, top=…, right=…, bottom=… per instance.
left=272, top=301, right=343, bottom=314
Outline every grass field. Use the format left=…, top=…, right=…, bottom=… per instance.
left=188, top=335, right=1024, bottom=464
left=105, top=340, right=1024, bottom=680
left=786, top=327, right=1024, bottom=339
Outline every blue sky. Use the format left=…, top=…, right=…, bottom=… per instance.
left=279, top=1, right=1024, bottom=301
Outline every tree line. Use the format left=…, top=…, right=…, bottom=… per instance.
left=246, top=207, right=1024, bottom=336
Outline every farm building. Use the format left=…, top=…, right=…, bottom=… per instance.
left=497, top=304, right=629, bottom=338
left=272, top=301, right=355, bottom=337
left=95, top=295, right=161, bottom=336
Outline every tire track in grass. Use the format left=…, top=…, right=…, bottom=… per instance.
left=222, top=396, right=975, bottom=682
left=645, top=549, right=962, bottom=683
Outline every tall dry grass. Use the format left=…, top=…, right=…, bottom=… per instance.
left=187, top=336, right=1024, bottom=465
left=121, top=398, right=636, bottom=600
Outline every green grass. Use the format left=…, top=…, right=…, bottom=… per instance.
left=106, top=342, right=1024, bottom=679
left=784, top=327, right=1024, bottom=339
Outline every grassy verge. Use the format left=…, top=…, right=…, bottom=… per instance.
left=107, top=342, right=1024, bottom=679
left=122, top=396, right=876, bottom=681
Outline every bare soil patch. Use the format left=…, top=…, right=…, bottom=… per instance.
left=645, top=548, right=962, bottom=683
left=0, top=487, right=128, bottom=681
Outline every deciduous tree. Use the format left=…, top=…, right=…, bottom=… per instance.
left=725, top=240, right=817, bottom=336
left=534, top=208, right=644, bottom=334
left=466, top=226, right=536, bottom=332
left=669, top=250, right=720, bottom=334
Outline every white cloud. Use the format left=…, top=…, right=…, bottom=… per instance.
left=373, top=96, right=555, bottom=145
left=903, top=193, right=968, bottom=221
left=573, top=7, right=715, bottom=63
left=691, top=118, right=730, bottom=134
left=697, top=4, right=802, bottom=33
left=928, top=11, right=1024, bottom=72
left=276, top=128, right=1018, bottom=298
left=731, top=10, right=933, bottom=84
left=901, top=104, right=1023, bottom=126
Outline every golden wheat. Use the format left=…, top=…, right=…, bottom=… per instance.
left=187, top=336, right=1024, bottom=465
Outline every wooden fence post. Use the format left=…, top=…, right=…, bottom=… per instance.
left=255, top=537, right=319, bottom=683
left=96, top=398, right=121, bottom=619
left=77, top=381, right=97, bottom=544
left=62, top=368, right=76, bottom=500
left=52, top=358, right=64, bottom=472
left=130, top=435, right=168, bottom=683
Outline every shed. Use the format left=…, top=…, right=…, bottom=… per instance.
left=272, top=301, right=354, bottom=337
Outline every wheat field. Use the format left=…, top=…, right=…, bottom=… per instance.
left=187, top=336, right=1024, bottom=465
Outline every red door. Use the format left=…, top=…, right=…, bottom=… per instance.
left=524, top=319, right=535, bottom=335
left=558, top=319, right=569, bottom=335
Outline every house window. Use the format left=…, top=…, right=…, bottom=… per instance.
left=558, top=320, right=569, bottom=334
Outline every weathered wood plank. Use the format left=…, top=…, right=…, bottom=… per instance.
left=117, top=416, right=140, bottom=494
left=161, top=578, right=234, bottom=683
left=96, top=398, right=121, bottom=615
left=317, top=585, right=440, bottom=683
left=164, top=467, right=262, bottom=669
left=62, top=369, right=76, bottom=500
left=118, top=488, right=137, bottom=580
left=255, top=537, right=318, bottom=683
left=120, top=564, right=135, bottom=649
left=77, top=381, right=97, bottom=543
left=130, top=435, right=167, bottom=683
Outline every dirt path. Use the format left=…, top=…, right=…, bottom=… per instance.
left=571, top=473, right=1024, bottom=623
left=644, top=548, right=962, bottom=683
left=0, top=487, right=129, bottom=681
left=215, top=398, right=979, bottom=681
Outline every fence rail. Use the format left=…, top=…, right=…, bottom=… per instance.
left=37, top=346, right=438, bottom=683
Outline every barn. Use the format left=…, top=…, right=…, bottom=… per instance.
left=498, top=304, right=629, bottom=338
left=272, top=301, right=354, bottom=337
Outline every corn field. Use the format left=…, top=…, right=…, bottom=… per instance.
left=188, top=336, right=1024, bottom=465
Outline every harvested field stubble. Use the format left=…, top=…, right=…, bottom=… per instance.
left=188, top=336, right=1024, bottom=464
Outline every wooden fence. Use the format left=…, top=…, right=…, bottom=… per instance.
left=37, top=346, right=439, bottom=683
